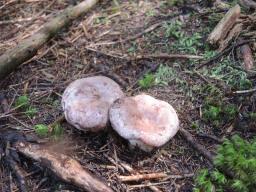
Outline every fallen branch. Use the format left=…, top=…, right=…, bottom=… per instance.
left=0, top=0, right=99, bottom=80
left=14, top=141, right=113, bottom=192
left=207, top=4, right=241, bottom=46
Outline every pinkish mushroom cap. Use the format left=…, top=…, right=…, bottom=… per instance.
left=109, top=94, right=179, bottom=151
left=62, top=76, right=124, bottom=132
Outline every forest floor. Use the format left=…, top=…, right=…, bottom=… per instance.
left=0, top=0, right=255, bottom=191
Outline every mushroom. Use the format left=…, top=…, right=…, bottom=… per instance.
left=109, top=94, right=179, bottom=152
left=62, top=76, right=124, bottom=132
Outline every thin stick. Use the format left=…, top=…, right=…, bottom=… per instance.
left=133, top=53, right=203, bottom=60
left=118, top=173, right=168, bottom=182
left=112, top=158, right=163, bottom=192
left=179, top=128, right=214, bottom=163
left=0, top=17, right=35, bottom=25
left=233, top=87, right=256, bottom=94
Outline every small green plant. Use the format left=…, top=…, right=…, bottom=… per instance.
left=25, top=106, right=38, bottom=117
left=34, top=124, right=48, bottom=137
left=249, top=112, right=256, bottom=120
left=194, top=135, right=256, bottom=192
left=203, top=105, right=221, bottom=121
left=202, top=59, right=252, bottom=90
left=14, top=95, right=37, bottom=117
left=127, top=41, right=137, bottom=53
left=146, top=9, right=156, bottom=17
left=164, top=20, right=183, bottom=38
left=173, top=32, right=202, bottom=54
left=191, top=121, right=199, bottom=130
left=15, top=95, right=29, bottom=109
left=51, top=123, right=64, bottom=140
left=203, top=103, right=238, bottom=126
left=138, top=65, right=178, bottom=89
left=139, top=73, right=156, bottom=89
left=154, top=64, right=176, bottom=85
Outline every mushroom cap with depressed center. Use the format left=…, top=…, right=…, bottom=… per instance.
left=109, top=94, right=179, bottom=151
left=62, top=76, right=124, bottom=132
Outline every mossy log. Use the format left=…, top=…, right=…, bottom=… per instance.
left=0, top=0, right=99, bottom=80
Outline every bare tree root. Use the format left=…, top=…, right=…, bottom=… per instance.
left=0, top=0, right=99, bottom=80
left=14, top=141, right=113, bottom=192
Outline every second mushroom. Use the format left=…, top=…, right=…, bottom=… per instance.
left=109, top=94, right=180, bottom=152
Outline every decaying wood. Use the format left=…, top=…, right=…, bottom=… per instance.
left=0, top=0, right=99, bottom=80
left=14, top=141, right=113, bottom=192
left=218, top=23, right=243, bottom=51
left=240, top=43, right=254, bottom=70
left=118, top=173, right=167, bottom=182
left=207, top=4, right=241, bottom=46
left=180, top=128, right=214, bottom=163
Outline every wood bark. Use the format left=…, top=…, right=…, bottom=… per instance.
left=207, top=4, right=241, bottom=46
left=218, top=23, right=243, bottom=51
left=0, top=0, right=98, bottom=80
left=14, top=141, right=113, bottom=192
left=240, top=43, right=254, bottom=71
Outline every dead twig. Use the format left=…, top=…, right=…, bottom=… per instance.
left=0, top=17, right=36, bottom=25
left=119, top=173, right=167, bottom=182
left=197, top=133, right=224, bottom=144
left=133, top=53, right=203, bottom=60
left=111, top=156, right=163, bottom=192
left=233, top=87, right=256, bottom=94
left=179, top=128, right=214, bottom=163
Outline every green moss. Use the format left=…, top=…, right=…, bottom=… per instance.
left=34, top=124, right=48, bottom=137
left=138, top=73, right=156, bottom=89
left=194, top=135, right=256, bottom=192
